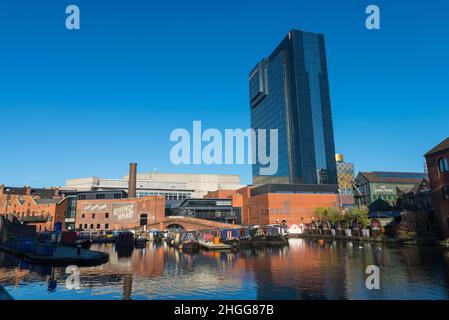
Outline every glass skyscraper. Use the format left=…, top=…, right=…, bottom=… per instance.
left=249, top=29, right=337, bottom=185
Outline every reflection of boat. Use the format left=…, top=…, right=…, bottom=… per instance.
left=115, top=232, right=135, bottom=249
left=134, top=237, right=148, bottom=248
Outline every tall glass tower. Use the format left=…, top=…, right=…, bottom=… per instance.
left=249, top=29, right=337, bottom=185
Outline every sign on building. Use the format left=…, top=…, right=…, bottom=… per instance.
left=112, top=203, right=136, bottom=221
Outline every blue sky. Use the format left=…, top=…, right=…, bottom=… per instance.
left=0, top=0, right=448, bottom=187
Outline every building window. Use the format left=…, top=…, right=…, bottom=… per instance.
left=84, top=224, right=87, bottom=228
left=96, top=194, right=105, bottom=200
left=439, top=157, right=449, bottom=173
left=443, top=186, right=449, bottom=200
left=140, top=214, right=148, bottom=226
left=90, top=224, right=94, bottom=229
left=105, top=223, right=109, bottom=229
left=105, top=212, right=109, bottom=219
left=92, top=213, right=95, bottom=219
left=79, top=224, right=82, bottom=229
left=81, top=214, right=85, bottom=218
left=79, top=195, right=86, bottom=200
left=96, top=224, right=101, bottom=229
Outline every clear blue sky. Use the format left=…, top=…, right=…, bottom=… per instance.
left=0, top=0, right=448, bottom=187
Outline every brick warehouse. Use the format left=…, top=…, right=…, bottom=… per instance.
left=425, top=137, right=449, bottom=238
left=76, top=196, right=165, bottom=232
left=205, top=184, right=340, bottom=226
left=0, top=185, right=67, bottom=232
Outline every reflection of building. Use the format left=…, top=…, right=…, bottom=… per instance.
left=425, top=137, right=449, bottom=238
left=0, top=186, right=67, bottom=232
left=168, top=198, right=241, bottom=224
left=76, top=196, right=165, bottom=232
left=65, top=173, right=243, bottom=200
left=335, top=154, right=354, bottom=194
left=249, top=29, right=337, bottom=185
left=353, top=172, right=428, bottom=207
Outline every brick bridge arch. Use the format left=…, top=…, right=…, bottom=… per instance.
left=146, top=216, right=241, bottom=231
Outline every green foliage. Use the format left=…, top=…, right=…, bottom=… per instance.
left=314, top=207, right=341, bottom=227
left=344, top=206, right=370, bottom=228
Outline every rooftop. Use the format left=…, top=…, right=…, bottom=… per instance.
left=358, top=172, right=427, bottom=184
left=425, top=137, right=449, bottom=156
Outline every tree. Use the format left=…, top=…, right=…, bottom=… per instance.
left=314, top=207, right=329, bottom=223
left=345, top=206, right=370, bottom=229
left=327, top=207, right=340, bottom=227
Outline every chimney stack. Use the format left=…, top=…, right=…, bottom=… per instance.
left=128, top=163, right=137, bottom=198
left=54, top=188, right=61, bottom=198
left=0, top=185, right=4, bottom=194
left=24, top=186, right=32, bottom=196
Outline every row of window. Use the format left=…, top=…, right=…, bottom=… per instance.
left=78, top=193, right=122, bottom=200
left=137, top=191, right=192, bottom=200
left=79, top=223, right=109, bottom=230
left=81, top=212, right=109, bottom=219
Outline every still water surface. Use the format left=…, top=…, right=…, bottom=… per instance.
left=1, top=239, right=449, bottom=300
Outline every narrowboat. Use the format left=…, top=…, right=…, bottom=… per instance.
left=178, top=231, right=200, bottom=253
left=238, top=226, right=266, bottom=246
left=265, top=225, right=289, bottom=246
left=220, top=228, right=240, bottom=248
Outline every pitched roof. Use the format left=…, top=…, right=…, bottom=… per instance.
left=1, top=187, right=58, bottom=199
left=358, top=172, right=427, bottom=184
left=425, top=137, right=449, bottom=156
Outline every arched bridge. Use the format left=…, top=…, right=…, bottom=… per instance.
left=146, top=216, right=241, bottom=231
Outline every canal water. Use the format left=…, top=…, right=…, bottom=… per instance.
left=1, top=239, right=449, bottom=300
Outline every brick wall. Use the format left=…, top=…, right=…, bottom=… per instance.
left=245, top=193, right=339, bottom=226
left=426, top=149, right=449, bottom=238
left=76, top=196, right=165, bottom=231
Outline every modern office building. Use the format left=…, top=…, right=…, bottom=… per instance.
left=425, top=137, right=449, bottom=238
left=249, top=29, right=337, bottom=185
left=336, top=154, right=355, bottom=194
left=353, top=172, right=428, bottom=208
left=168, top=198, right=242, bottom=224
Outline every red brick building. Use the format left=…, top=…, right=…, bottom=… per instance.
left=205, top=184, right=339, bottom=226
left=0, top=185, right=67, bottom=232
left=76, top=196, right=165, bottom=232
left=425, top=137, right=449, bottom=238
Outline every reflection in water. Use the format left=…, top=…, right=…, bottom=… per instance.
left=1, top=239, right=449, bottom=300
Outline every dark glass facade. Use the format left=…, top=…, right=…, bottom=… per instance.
left=250, top=29, right=337, bottom=185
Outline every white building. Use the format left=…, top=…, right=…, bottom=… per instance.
left=64, top=172, right=244, bottom=200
